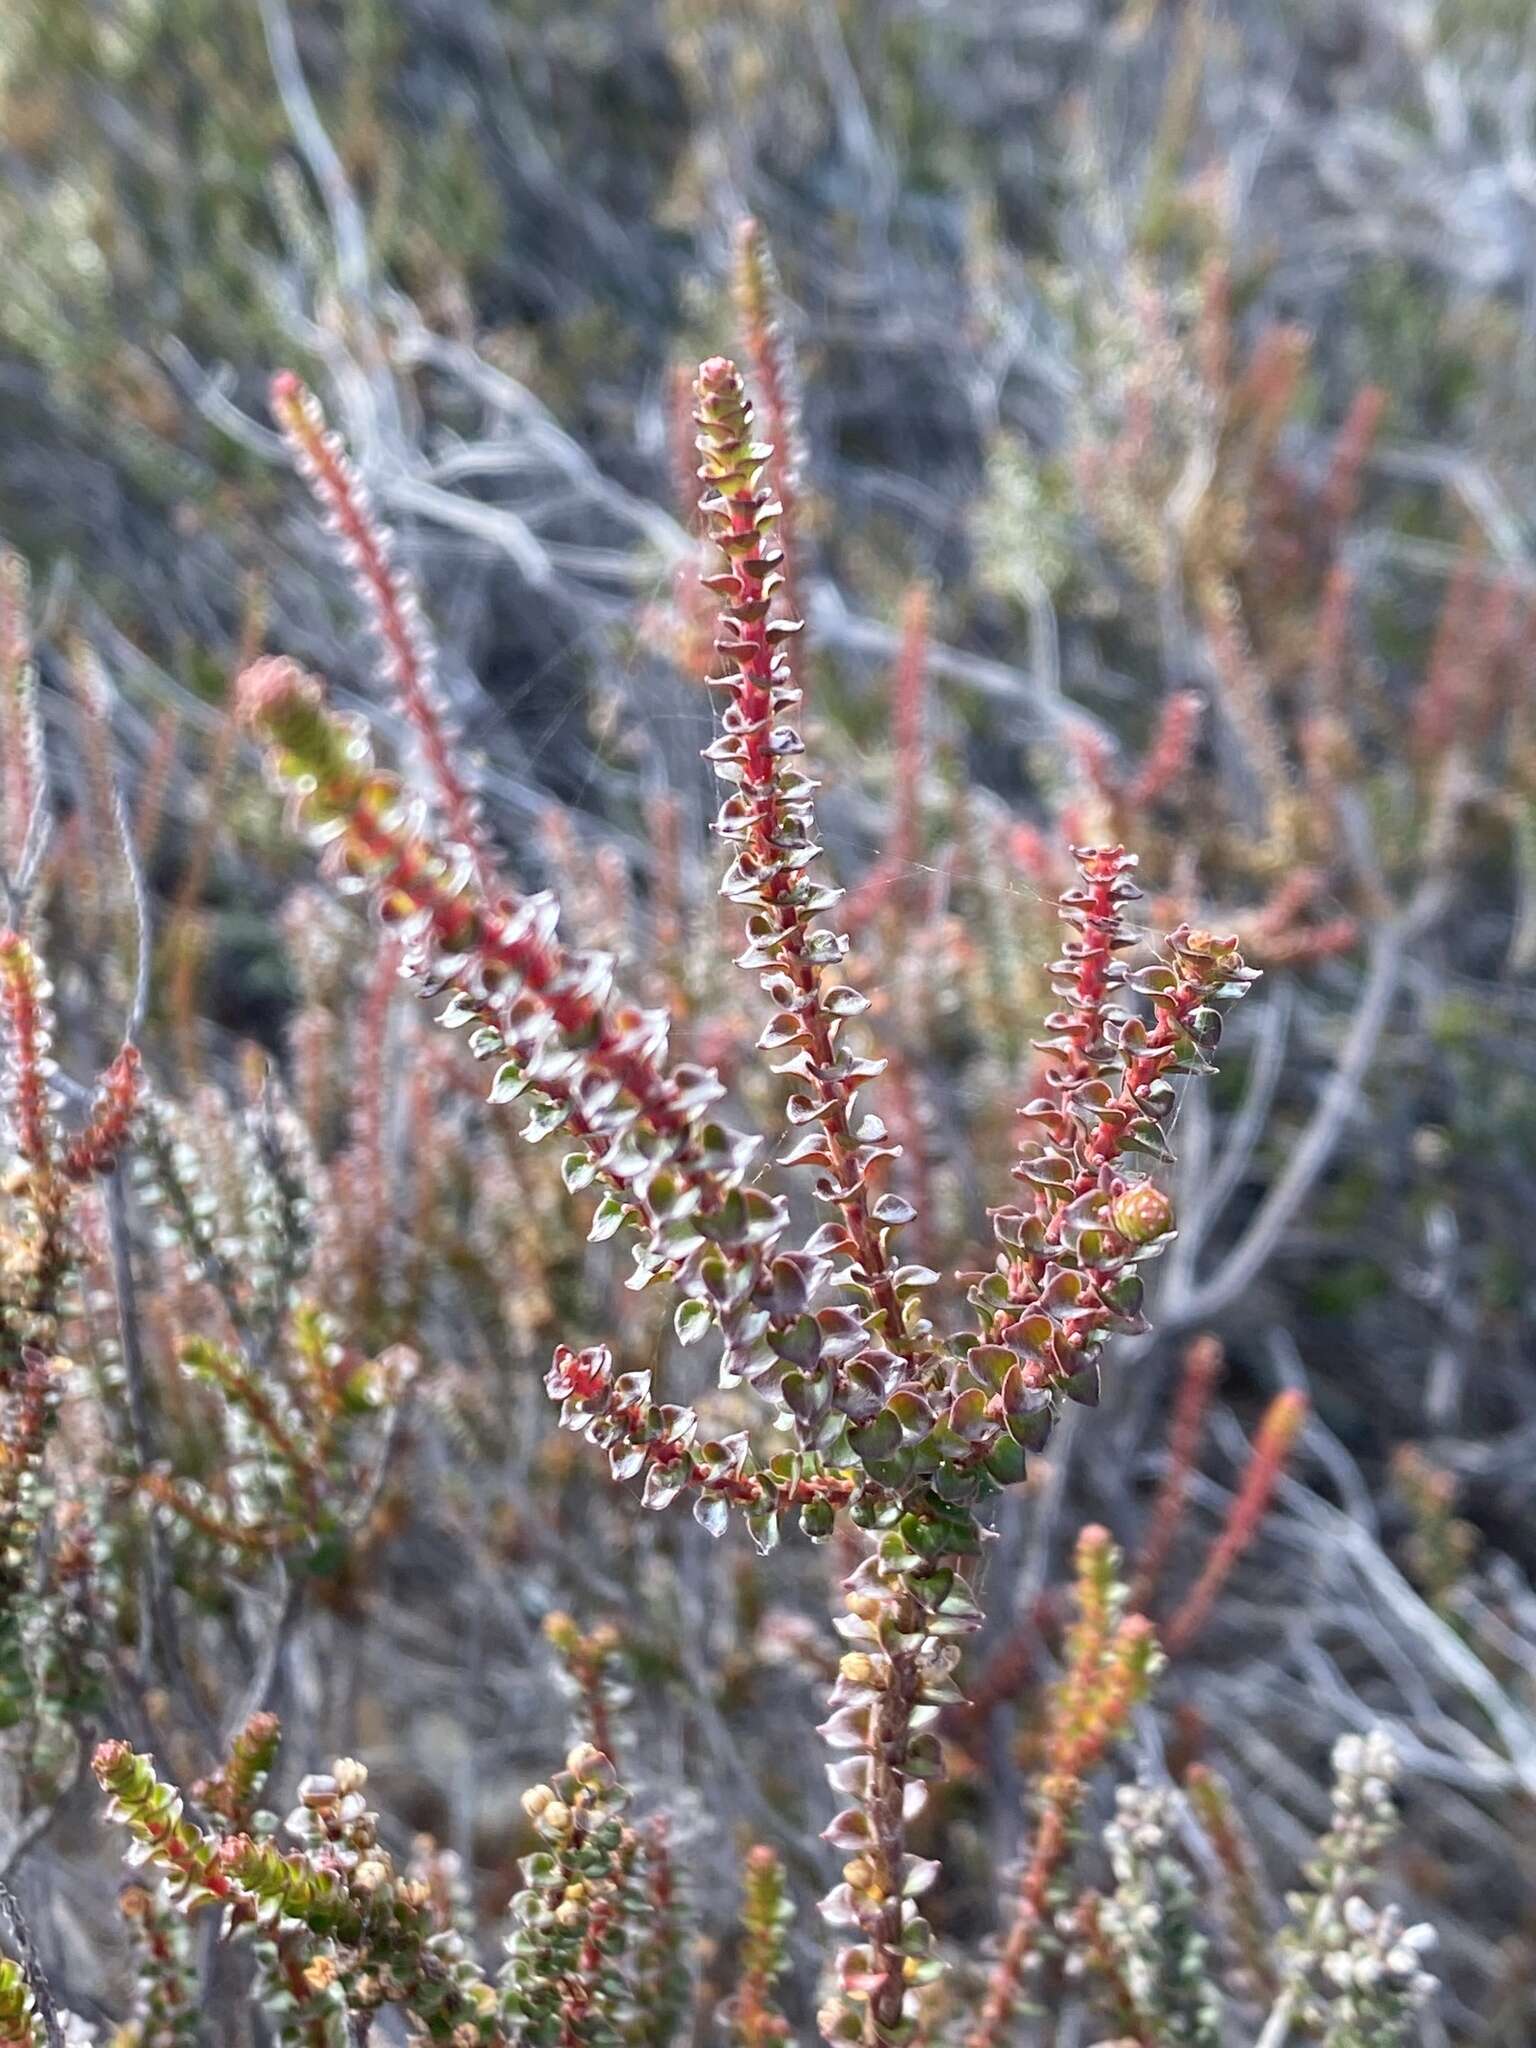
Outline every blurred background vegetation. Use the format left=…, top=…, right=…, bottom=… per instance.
left=5, top=0, right=1536, bottom=2039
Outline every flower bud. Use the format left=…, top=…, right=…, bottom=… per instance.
left=1107, top=1182, right=1173, bottom=1246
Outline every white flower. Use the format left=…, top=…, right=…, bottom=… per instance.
left=1342, top=1894, right=1375, bottom=1936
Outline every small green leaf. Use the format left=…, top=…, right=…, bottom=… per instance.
left=674, top=1298, right=713, bottom=1347
left=488, top=1060, right=527, bottom=1103
left=849, top=1409, right=902, bottom=1463
left=693, top=1494, right=729, bottom=1539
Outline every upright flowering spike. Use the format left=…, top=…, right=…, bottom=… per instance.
left=0, top=934, right=56, bottom=1187
left=1272, top=1732, right=1438, bottom=2038
left=135, top=703, right=182, bottom=864
left=192, top=1710, right=282, bottom=1829
left=967, top=1529, right=1162, bottom=2048
left=1185, top=1765, right=1279, bottom=2003
left=723, top=1845, right=794, bottom=2048
left=1128, top=688, right=1202, bottom=813
left=92, top=1741, right=245, bottom=1912
left=62, top=1042, right=142, bottom=1182
left=695, top=355, right=932, bottom=1383
left=544, top=1610, right=630, bottom=1770
left=500, top=1744, right=646, bottom=2045
left=732, top=221, right=807, bottom=629
left=979, top=847, right=1258, bottom=1410
left=269, top=372, right=494, bottom=884
left=629, top=1814, right=692, bottom=2048
left=1163, top=1388, right=1308, bottom=1655
left=816, top=1548, right=957, bottom=2048
left=64, top=633, right=134, bottom=945
left=0, top=1348, right=59, bottom=1729
left=1320, top=383, right=1388, bottom=533
left=1392, top=1447, right=1476, bottom=1615
left=0, top=933, right=70, bottom=1347
left=1130, top=1333, right=1225, bottom=1612
left=1092, top=1784, right=1224, bottom=2046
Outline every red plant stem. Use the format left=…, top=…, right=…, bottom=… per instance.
left=967, top=1536, right=1156, bottom=2048
left=568, top=1886, right=619, bottom=2048
left=1059, top=858, right=1122, bottom=1081
left=1196, top=256, right=1232, bottom=399
left=1185, top=1764, right=1280, bottom=2000
left=63, top=1044, right=142, bottom=1182
left=696, top=358, right=924, bottom=1369
left=965, top=1807, right=1066, bottom=2048
left=249, top=673, right=817, bottom=1385
left=1129, top=1334, right=1224, bottom=1612
left=1163, top=1390, right=1308, bottom=1655
left=270, top=374, right=493, bottom=886
left=242, top=661, right=699, bottom=1155
left=0, top=934, right=52, bottom=1178
left=869, top=1695, right=919, bottom=2041
left=547, top=1345, right=856, bottom=1520
left=733, top=221, right=805, bottom=630
left=1412, top=555, right=1485, bottom=759
left=731, top=1846, right=791, bottom=2048
left=1320, top=384, right=1387, bottom=533
left=1312, top=561, right=1356, bottom=714
left=1016, top=854, right=1136, bottom=1273
left=1128, top=690, right=1201, bottom=813
left=718, top=533, right=891, bottom=1303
